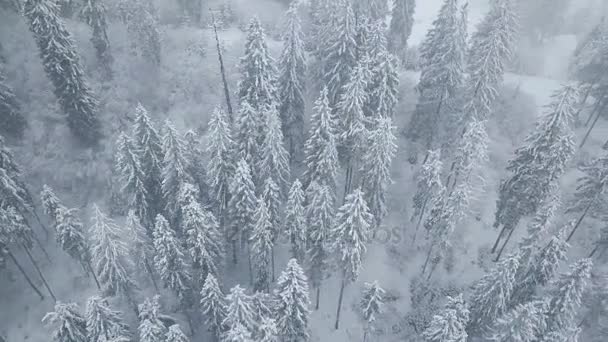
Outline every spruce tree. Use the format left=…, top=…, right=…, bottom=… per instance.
left=126, top=209, right=157, bottom=291
left=306, top=183, right=334, bottom=310
left=274, top=258, right=311, bottom=342
left=223, top=285, right=256, bottom=334
left=488, top=300, right=547, bottom=342
left=388, top=0, right=415, bottom=64
left=258, top=106, right=291, bottom=194
left=79, top=0, right=112, bottom=79
left=85, top=295, right=129, bottom=342
left=90, top=205, right=135, bottom=297
left=368, top=46, right=400, bottom=119
left=132, top=104, right=164, bottom=228
left=162, top=120, right=192, bottom=220
left=0, top=64, right=26, bottom=139
left=330, top=188, right=373, bottom=329
left=201, top=274, right=227, bottom=340
left=422, top=294, right=470, bottom=342
left=493, top=86, right=578, bottom=256
left=468, top=252, right=521, bottom=333
left=228, top=159, right=257, bottom=264
left=206, top=106, right=235, bottom=217
left=55, top=206, right=95, bottom=278
left=250, top=197, right=274, bottom=293
left=120, top=0, right=161, bottom=65
left=115, top=133, right=148, bottom=227
left=360, top=280, right=385, bottom=342
left=24, top=0, right=101, bottom=145
left=0, top=127, right=35, bottom=216
left=303, top=87, right=339, bottom=192
left=225, top=322, right=254, bottom=342
left=262, top=177, right=282, bottom=242
left=40, top=184, right=63, bottom=223
left=234, top=101, right=261, bottom=182
left=361, top=117, right=397, bottom=228
left=138, top=296, right=166, bottom=342
left=43, top=302, right=87, bottom=342
left=448, top=118, right=490, bottom=192
left=153, top=214, right=192, bottom=305
left=166, top=324, right=189, bottom=342
left=285, top=179, right=306, bottom=262
left=183, top=129, right=209, bottom=200
left=238, top=16, right=277, bottom=112
left=278, top=3, right=306, bottom=161
left=257, top=317, right=278, bottom=342
left=411, top=149, right=443, bottom=242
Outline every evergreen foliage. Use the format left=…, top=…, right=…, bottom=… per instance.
left=285, top=179, right=307, bottom=261
left=228, top=159, right=257, bottom=253
left=85, top=295, right=129, bottom=342
left=422, top=294, right=470, bottom=342
left=251, top=197, right=274, bottom=292
left=223, top=284, right=256, bottom=334
left=200, top=274, right=227, bottom=338
left=138, top=296, right=166, bottom=342
left=79, top=0, right=112, bottom=79
left=43, top=302, right=88, bottom=342
left=388, top=0, right=416, bottom=64
left=274, top=259, right=311, bottom=342
left=0, top=65, right=26, bottom=139
left=258, top=105, right=291, bottom=193
left=161, top=120, right=192, bottom=219
left=116, top=133, right=148, bottom=226
left=207, top=106, right=235, bottom=215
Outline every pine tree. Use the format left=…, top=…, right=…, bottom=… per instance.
left=120, top=0, right=161, bottom=65
left=368, top=46, right=400, bottom=119
left=234, top=101, right=261, bottom=183
left=165, top=324, right=189, bottom=342
left=228, top=159, right=257, bottom=263
left=251, top=198, right=274, bottom=293
left=0, top=121, right=35, bottom=216
left=447, top=117, right=489, bottom=193
left=90, top=205, right=135, bottom=297
left=407, top=0, right=466, bottom=153
left=85, top=295, right=129, bottom=342
left=43, top=302, right=87, bottom=342
left=411, top=149, right=443, bottom=241
left=138, top=296, right=166, bottom=342
left=285, top=179, right=306, bottom=262
left=224, top=322, right=254, bottom=342
left=183, top=129, right=209, bottom=200
left=306, top=183, right=334, bottom=310
left=132, top=104, right=164, bottom=228
left=24, top=0, right=101, bottom=145
left=258, top=106, right=291, bottom=193
left=251, top=291, right=274, bottom=331
left=330, top=188, right=373, bottom=329
left=493, top=86, right=578, bottom=256
left=200, top=274, right=227, bottom=339
left=223, top=285, right=256, bottom=334
left=278, top=3, right=306, bottom=161
left=257, top=317, right=278, bottom=342
left=388, top=0, right=415, bottom=64
left=361, top=117, right=397, bottom=228
left=303, top=87, right=339, bottom=192
left=274, top=259, right=311, bottom=342
left=422, top=294, right=470, bottom=342
left=40, top=184, right=62, bottom=223
left=115, top=133, right=148, bottom=227
left=488, top=300, right=547, bottom=342
left=238, top=16, right=277, bottom=111
left=55, top=206, right=94, bottom=276
left=468, top=252, right=520, bottom=333
left=126, top=209, right=157, bottom=291
left=153, top=214, right=192, bottom=305
left=0, top=65, right=26, bottom=139
left=360, top=281, right=385, bottom=342
left=565, top=152, right=608, bottom=241
left=162, top=120, right=192, bottom=220
left=79, top=0, right=112, bottom=79
left=261, top=177, right=282, bottom=241
left=206, top=106, right=235, bottom=216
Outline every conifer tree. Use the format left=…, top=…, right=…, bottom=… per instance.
left=162, top=120, right=192, bottom=220
left=257, top=317, right=278, bottom=342
left=493, top=86, right=578, bottom=256
left=278, top=3, right=306, bottom=161
left=183, top=129, right=208, bottom=199
left=422, top=294, right=470, bottom=342
left=79, top=0, right=112, bottom=79
left=138, top=296, right=166, bottom=342
left=368, top=46, right=400, bottom=119
left=24, top=0, right=101, bottom=145
left=488, top=300, right=547, bottom=342
left=250, top=198, right=274, bottom=293
left=166, top=324, right=189, bottom=342
left=223, top=285, right=256, bottom=334
left=40, top=184, right=62, bottom=223
left=120, top=0, right=161, bottom=65
left=388, top=0, right=415, bottom=64
left=90, top=205, right=135, bottom=297
left=274, top=259, right=311, bottom=341
left=238, top=16, right=277, bottom=111
left=55, top=206, right=96, bottom=281
left=259, top=106, right=291, bottom=193
left=132, top=104, right=164, bottom=227
left=303, top=87, right=339, bottom=192
left=285, top=179, right=306, bottom=262
left=361, top=117, right=397, bottom=228
left=251, top=292, right=274, bottom=331
left=225, top=322, right=254, bottom=342
left=306, top=183, right=334, bottom=310
left=115, top=133, right=148, bottom=226
left=330, top=188, right=373, bottom=329
left=0, top=65, right=26, bottom=139
left=228, top=159, right=257, bottom=264
left=448, top=118, right=489, bottom=192
left=262, top=177, right=281, bottom=241
left=201, top=274, right=227, bottom=340
left=411, top=149, right=443, bottom=242
left=126, top=209, right=158, bottom=291
left=360, top=281, right=385, bottom=342
left=468, top=252, right=520, bottom=333
left=153, top=214, right=192, bottom=305
left=43, top=302, right=87, bottom=342
left=234, top=101, right=261, bottom=182
left=85, top=295, right=129, bottom=342
left=207, top=106, right=235, bottom=217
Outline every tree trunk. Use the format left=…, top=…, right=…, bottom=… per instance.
left=315, top=286, right=321, bottom=310
left=143, top=257, right=159, bottom=292
left=86, top=259, right=101, bottom=290
left=491, top=224, right=509, bottom=253
left=30, top=229, right=52, bottom=263
left=580, top=101, right=606, bottom=148
left=271, top=246, right=275, bottom=282
left=588, top=244, right=600, bottom=258
left=247, top=243, right=253, bottom=285
left=421, top=243, right=434, bottom=275
left=334, top=277, right=346, bottom=330
left=211, top=10, right=233, bottom=121
left=585, top=97, right=602, bottom=127
left=575, top=83, right=594, bottom=124
left=7, top=249, right=44, bottom=300
left=411, top=197, right=429, bottom=245
left=567, top=201, right=593, bottom=242
left=343, top=163, right=353, bottom=203
left=494, top=225, right=516, bottom=262
left=22, top=244, right=56, bottom=302
left=232, top=239, right=237, bottom=265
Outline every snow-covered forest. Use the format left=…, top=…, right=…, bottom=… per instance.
left=1, top=0, right=608, bottom=341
